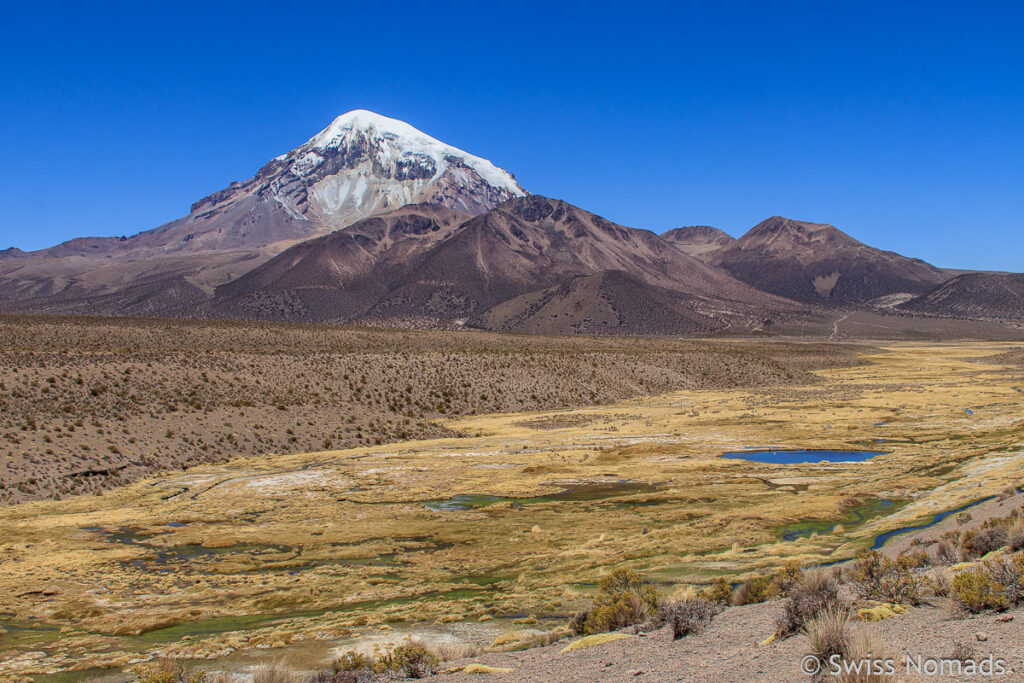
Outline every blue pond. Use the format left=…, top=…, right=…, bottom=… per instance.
left=722, top=449, right=886, bottom=464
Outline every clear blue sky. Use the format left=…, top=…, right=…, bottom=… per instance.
left=2, top=1, right=1021, bottom=271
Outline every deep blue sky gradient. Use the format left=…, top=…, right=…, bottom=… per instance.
left=2, top=1, right=1021, bottom=270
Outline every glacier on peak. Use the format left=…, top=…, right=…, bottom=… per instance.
left=293, top=109, right=522, bottom=194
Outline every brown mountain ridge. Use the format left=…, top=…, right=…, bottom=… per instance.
left=707, top=216, right=949, bottom=305
left=213, top=195, right=798, bottom=330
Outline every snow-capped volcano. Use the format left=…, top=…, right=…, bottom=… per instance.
left=263, top=109, right=526, bottom=226
left=34, top=109, right=527, bottom=258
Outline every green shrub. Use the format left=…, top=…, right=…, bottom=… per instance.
left=332, top=652, right=371, bottom=673
left=581, top=568, right=658, bottom=634
left=373, top=645, right=438, bottom=678
left=135, top=661, right=207, bottom=683
left=850, top=550, right=923, bottom=605
left=704, top=577, right=733, bottom=604
left=730, top=575, right=776, bottom=606
left=952, top=570, right=1009, bottom=613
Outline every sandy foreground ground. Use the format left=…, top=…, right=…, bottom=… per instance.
left=434, top=600, right=1024, bottom=682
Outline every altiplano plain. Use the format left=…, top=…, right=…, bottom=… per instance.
left=0, top=340, right=1021, bottom=679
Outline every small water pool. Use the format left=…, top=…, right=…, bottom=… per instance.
left=870, top=496, right=995, bottom=550
left=722, top=449, right=887, bottom=464
left=423, top=482, right=658, bottom=511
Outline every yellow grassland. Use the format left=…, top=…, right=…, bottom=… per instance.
left=0, top=341, right=1021, bottom=677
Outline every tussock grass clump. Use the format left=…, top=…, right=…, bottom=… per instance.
left=253, top=662, right=296, bottom=683
left=935, top=538, right=959, bottom=565
left=805, top=610, right=895, bottom=683
left=578, top=568, right=657, bottom=635
left=775, top=567, right=843, bottom=637
left=806, top=606, right=850, bottom=665
left=488, top=629, right=566, bottom=652
left=428, top=641, right=483, bottom=661
left=838, top=629, right=897, bottom=683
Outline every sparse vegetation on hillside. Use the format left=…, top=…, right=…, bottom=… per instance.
left=0, top=314, right=861, bottom=503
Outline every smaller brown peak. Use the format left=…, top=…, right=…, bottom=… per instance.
left=740, top=216, right=859, bottom=246
left=662, top=225, right=735, bottom=244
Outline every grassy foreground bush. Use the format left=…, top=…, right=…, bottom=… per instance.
left=311, top=645, right=439, bottom=682
left=573, top=568, right=658, bottom=635
left=775, top=567, right=843, bottom=636
left=951, top=553, right=1024, bottom=614
left=806, top=609, right=896, bottom=683
left=849, top=550, right=924, bottom=605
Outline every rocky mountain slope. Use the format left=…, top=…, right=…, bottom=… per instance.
left=214, top=195, right=796, bottom=329
left=660, top=225, right=736, bottom=262
left=466, top=269, right=734, bottom=336
left=899, top=272, right=1024, bottom=320
left=708, top=216, right=948, bottom=305
left=212, top=203, right=472, bottom=321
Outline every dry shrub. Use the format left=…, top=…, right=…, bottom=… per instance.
left=665, top=597, right=722, bottom=640
left=961, top=527, right=1009, bottom=560
left=373, top=646, right=438, bottom=678
left=850, top=551, right=923, bottom=605
left=776, top=567, right=843, bottom=636
left=950, top=639, right=976, bottom=662
left=568, top=608, right=589, bottom=636
left=581, top=568, right=658, bottom=634
left=897, top=548, right=930, bottom=569
left=314, top=645, right=437, bottom=682
left=1008, top=517, right=1024, bottom=552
